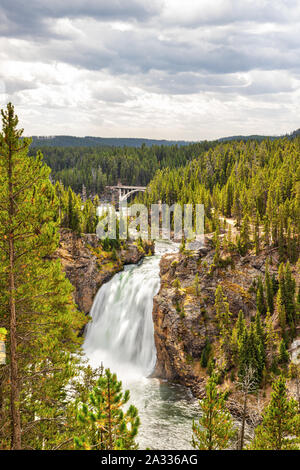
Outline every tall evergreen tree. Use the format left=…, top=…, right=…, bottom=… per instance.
left=238, top=322, right=265, bottom=385
left=214, top=286, right=232, bottom=365
left=277, top=286, right=287, bottom=334
left=250, top=376, right=300, bottom=450
left=264, top=310, right=278, bottom=364
left=254, top=212, right=260, bottom=255
left=192, top=374, right=235, bottom=450
left=75, top=369, right=140, bottom=450
left=256, top=277, right=267, bottom=316
left=0, top=104, right=86, bottom=449
left=265, top=260, right=274, bottom=314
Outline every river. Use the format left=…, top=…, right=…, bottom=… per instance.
left=83, top=241, right=200, bottom=450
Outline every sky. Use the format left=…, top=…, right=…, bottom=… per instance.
left=0, top=0, right=300, bottom=140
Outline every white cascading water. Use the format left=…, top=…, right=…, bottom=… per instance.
left=83, top=256, right=159, bottom=379
left=83, top=241, right=200, bottom=450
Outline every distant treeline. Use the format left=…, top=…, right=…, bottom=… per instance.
left=29, top=130, right=300, bottom=150
left=29, top=141, right=218, bottom=195
left=30, top=135, right=192, bottom=148
left=29, top=131, right=300, bottom=198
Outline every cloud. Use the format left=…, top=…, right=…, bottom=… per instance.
left=0, top=1, right=162, bottom=39
left=0, top=77, right=38, bottom=94
left=161, top=0, right=300, bottom=27
left=92, top=84, right=134, bottom=103
left=0, top=0, right=300, bottom=139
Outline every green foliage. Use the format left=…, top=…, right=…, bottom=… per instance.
left=30, top=141, right=217, bottom=195
left=265, top=260, right=274, bottom=314
left=277, top=261, right=297, bottom=337
left=214, top=286, right=232, bottom=367
left=0, top=103, right=87, bottom=449
left=236, top=310, right=246, bottom=340
left=201, top=339, right=212, bottom=368
left=256, top=277, right=267, bottom=316
left=54, top=181, right=100, bottom=235
left=237, top=215, right=251, bottom=255
left=254, top=212, right=260, bottom=255
left=192, top=374, right=235, bottom=450
left=142, top=138, right=300, bottom=261
left=238, top=317, right=266, bottom=386
left=279, top=339, right=289, bottom=365
left=214, top=286, right=232, bottom=333
left=74, top=369, right=140, bottom=450
left=264, top=310, right=278, bottom=363
left=250, top=375, right=300, bottom=450
left=193, top=273, right=201, bottom=297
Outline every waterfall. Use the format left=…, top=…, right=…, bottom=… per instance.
left=84, top=241, right=177, bottom=380
left=83, top=241, right=202, bottom=450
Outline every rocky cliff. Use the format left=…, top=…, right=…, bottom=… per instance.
left=53, top=229, right=153, bottom=314
left=152, top=241, right=298, bottom=414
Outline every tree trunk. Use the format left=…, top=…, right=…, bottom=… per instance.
left=8, top=145, right=22, bottom=450
left=107, top=378, right=113, bottom=450
left=239, top=392, right=247, bottom=450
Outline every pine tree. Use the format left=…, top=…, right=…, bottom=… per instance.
left=276, top=262, right=297, bottom=336
left=278, top=219, right=285, bottom=262
left=279, top=339, right=289, bottom=365
left=256, top=277, right=266, bottom=316
left=236, top=310, right=246, bottom=341
left=0, top=104, right=86, bottom=449
left=83, top=199, right=98, bottom=234
left=264, top=310, right=278, bottom=363
left=238, top=322, right=265, bottom=385
left=263, top=215, right=270, bottom=246
left=277, top=287, right=287, bottom=334
left=254, top=212, right=260, bottom=255
left=232, top=190, right=242, bottom=227
left=255, top=310, right=265, bottom=346
left=238, top=214, right=251, bottom=255
left=192, top=374, right=235, bottom=450
left=214, top=286, right=232, bottom=365
left=250, top=376, right=300, bottom=450
left=200, top=339, right=212, bottom=368
left=74, top=369, right=140, bottom=450
left=265, top=260, right=274, bottom=314
left=67, top=187, right=82, bottom=233
left=193, top=273, right=201, bottom=297
left=284, top=262, right=296, bottom=331
left=215, top=286, right=231, bottom=333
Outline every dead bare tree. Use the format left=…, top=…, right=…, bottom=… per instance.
left=236, top=366, right=257, bottom=450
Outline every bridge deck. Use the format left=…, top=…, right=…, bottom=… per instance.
left=107, top=185, right=146, bottom=190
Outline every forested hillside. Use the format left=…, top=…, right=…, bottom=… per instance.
left=30, top=135, right=191, bottom=148
left=29, top=142, right=217, bottom=194
left=144, top=138, right=300, bottom=451
left=140, top=138, right=300, bottom=261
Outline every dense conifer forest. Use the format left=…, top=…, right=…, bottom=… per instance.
left=29, top=142, right=218, bottom=194
left=1, top=104, right=299, bottom=450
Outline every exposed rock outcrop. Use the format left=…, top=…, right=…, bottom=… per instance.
left=53, top=229, right=153, bottom=314
left=152, top=242, right=298, bottom=414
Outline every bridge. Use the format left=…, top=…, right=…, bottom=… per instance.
left=106, top=183, right=146, bottom=204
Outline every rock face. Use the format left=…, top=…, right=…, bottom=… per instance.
left=153, top=252, right=208, bottom=395
left=152, top=242, right=285, bottom=397
left=53, top=229, right=151, bottom=314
